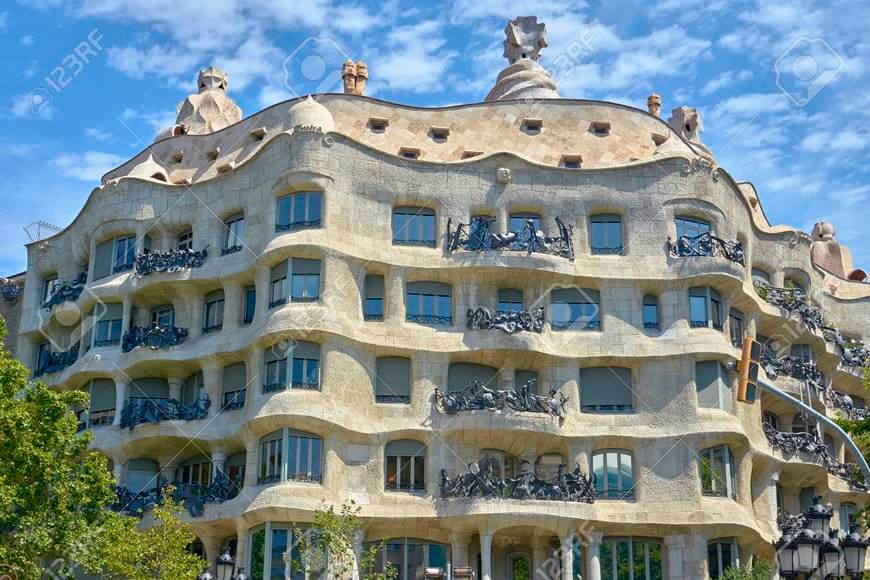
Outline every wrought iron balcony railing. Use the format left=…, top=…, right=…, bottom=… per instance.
left=406, top=313, right=452, bottom=326
left=202, top=323, right=223, bottom=334
left=466, top=306, right=545, bottom=334
left=446, top=216, right=574, bottom=259
left=221, top=244, right=242, bottom=256
left=434, top=379, right=568, bottom=419
left=376, top=394, right=410, bottom=404
left=134, top=246, right=208, bottom=276
left=112, top=471, right=241, bottom=518
left=826, top=389, right=870, bottom=421
left=34, top=342, right=80, bottom=377
left=122, top=324, right=188, bottom=352
left=263, top=380, right=319, bottom=394
left=440, top=462, right=594, bottom=503
left=118, top=395, right=210, bottom=430
left=667, top=231, right=745, bottom=265
left=88, top=408, right=116, bottom=427
left=762, top=352, right=824, bottom=391
left=1, top=281, right=20, bottom=303
left=276, top=219, right=321, bottom=233
left=753, top=280, right=824, bottom=332
left=258, top=472, right=322, bottom=485
left=43, top=272, right=87, bottom=309
left=777, top=507, right=806, bottom=531
left=762, top=422, right=867, bottom=489
left=551, top=318, right=602, bottom=331
left=221, top=388, right=246, bottom=411
left=822, top=326, right=869, bottom=369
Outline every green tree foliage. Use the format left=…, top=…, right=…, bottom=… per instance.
left=0, top=316, right=204, bottom=579
left=719, top=559, right=773, bottom=580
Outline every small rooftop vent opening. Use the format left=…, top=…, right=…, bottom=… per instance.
left=151, top=172, right=168, bottom=182
left=430, top=127, right=450, bottom=143
left=216, top=161, right=234, bottom=174
left=249, top=127, right=267, bottom=141
left=173, top=124, right=187, bottom=137
left=170, top=150, right=184, bottom=163
left=521, top=118, right=543, bottom=134
left=399, top=147, right=421, bottom=160
left=461, top=150, right=483, bottom=160
left=651, top=133, right=668, bottom=147
left=560, top=155, right=582, bottom=169
left=591, top=122, right=611, bottom=136
left=207, top=147, right=221, bottom=161
left=368, top=117, right=389, bottom=133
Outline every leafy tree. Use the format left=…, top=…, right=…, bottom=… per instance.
left=719, top=559, right=773, bottom=580
left=0, top=316, right=204, bottom=578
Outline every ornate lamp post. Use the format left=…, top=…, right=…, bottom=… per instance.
left=819, top=529, right=843, bottom=579
left=214, top=547, right=236, bottom=580
left=793, top=526, right=823, bottom=574
left=804, top=496, right=834, bottom=534
left=841, top=524, right=869, bottom=579
left=774, top=530, right=798, bottom=579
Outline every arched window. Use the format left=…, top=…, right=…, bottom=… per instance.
left=150, top=304, right=175, bottom=327
left=385, top=440, right=426, bottom=492
left=642, top=295, right=659, bottom=330
left=600, top=538, right=662, bottom=580
left=375, top=356, right=411, bottom=404
left=699, top=445, right=735, bottom=499
left=406, top=281, right=452, bottom=325
left=225, top=452, right=246, bottom=498
left=550, top=288, right=601, bottom=330
left=129, top=378, right=169, bottom=402
left=763, top=412, right=779, bottom=431
left=580, top=367, right=633, bottom=413
left=258, top=428, right=322, bottom=485
left=751, top=268, right=770, bottom=285
left=276, top=191, right=322, bottom=232
left=689, top=287, right=722, bottom=330
left=176, top=454, right=211, bottom=486
left=447, top=363, right=498, bottom=393
left=480, top=449, right=517, bottom=479
left=592, top=450, right=635, bottom=499
left=675, top=215, right=711, bottom=239
left=497, top=288, right=524, bottom=313
left=392, top=206, right=436, bottom=246
left=182, top=371, right=204, bottom=405
left=589, top=214, right=623, bottom=254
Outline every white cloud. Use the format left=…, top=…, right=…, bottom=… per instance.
left=85, top=127, right=113, bottom=142
left=52, top=151, right=126, bottom=181
left=214, top=36, right=283, bottom=92
left=700, top=70, right=752, bottom=96
left=20, top=35, right=35, bottom=46
left=331, top=4, right=379, bottom=34
left=0, top=11, right=7, bottom=31
left=373, top=20, right=458, bottom=94
left=10, top=93, right=56, bottom=120
left=107, top=44, right=199, bottom=81
left=118, top=108, right=176, bottom=139
left=800, top=130, right=868, bottom=152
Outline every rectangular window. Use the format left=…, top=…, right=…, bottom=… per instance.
left=92, top=303, right=124, bottom=347
left=243, top=286, right=256, bottom=324
left=406, top=282, right=451, bottom=325
left=276, top=191, right=322, bottom=232
left=269, top=261, right=287, bottom=308
left=675, top=216, right=711, bottom=239
left=696, top=361, right=732, bottom=412
left=291, top=258, right=320, bottom=302
left=375, top=357, right=411, bottom=403
left=41, top=275, right=57, bottom=305
left=580, top=367, right=633, bottom=413
left=112, top=236, right=136, bottom=273
left=700, top=446, right=735, bottom=499
left=223, top=214, right=244, bottom=254
left=150, top=305, right=174, bottom=327
left=497, top=288, right=524, bottom=314
left=364, top=274, right=385, bottom=321
left=509, top=213, right=541, bottom=233
left=592, top=450, right=634, bottom=499
left=203, top=292, right=224, bottom=333
left=177, top=230, right=193, bottom=251
left=392, top=207, right=436, bottom=246
left=708, top=540, right=738, bottom=579
left=729, top=309, right=744, bottom=348
left=590, top=214, right=623, bottom=255
left=550, top=288, right=600, bottom=330
left=689, top=287, right=722, bottom=330
left=601, top=539, right=662, bottom=580
left=642, top=295, right=658, bottom=330
left=791, top=344, right=813, bottom=364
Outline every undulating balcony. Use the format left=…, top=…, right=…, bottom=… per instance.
left=667, top=231, right=745, bottom=265
left=134, top=246, right=208, bottom=276
left=112, top=471, right=240, bottom=518
left=446, top=216, right=575, bottom=259
left=762, top=422, right=866, bottom=489
left=754, top=279, right=824, bottom=331
left=465, top=306, right=545, bottom=334
left=34, top=342, right=80, bottom=377
left=433, top=379, right=568, bottom=418
left=43, top=272, right=86, bottom=309
left=826, top=390, right=870, bottom=421
left=118, top=396, right=210, bottom=430
left=440, top=462, right=595, bottom=502
left=762, top=352, right=824, bottom=391
left=121, top=324, right=188, bottom=353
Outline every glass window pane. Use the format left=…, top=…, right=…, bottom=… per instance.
left=690, top=295, right=707, bottom=324
left=606, top=221, right=621, bottom=248
left=617, top=541, right=631, bottom=580
left=601, top=542, right=614, bottom=580
left=422, top=294, right=436, bottom=315
left=633, top=542, right=647, bottom=580
left=308, top=193, right=322, bottom=223
left=250, top=529, right=266, bottom=580
left=421, top=215, right=435, bottom=242
left=271, top=529, right=288, bottom=580
left=277, top=196, right=291, bottom=226
left=293, top=194, right=306, bottom=222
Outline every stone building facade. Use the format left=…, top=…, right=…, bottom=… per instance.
left=12, top=17, right=870, bottom=580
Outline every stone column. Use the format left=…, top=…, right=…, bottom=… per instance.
left=212, top=451, right=226, bottom=479
left=113, top=381, right=129, bottom=426
left=223, top=282, right=243, bottom=330
left=248, top=348, right=265, bottom=402
left=235, top=520, right=248, bottom=573
left=768, top=471, right=781, bottom=524
left=386, top=266, right=405, bottom=323
left=202, top=360, right=223, bottom=416
left=736, top=450, right=753, bottom=507
left=561, top=532, right=574, bottom=580
left=664, top=535, right=685, bottom=579
left=160, top=460, right=178, bottom=484
left=121, top=298, right=133, bottom=332
left=682, top=533, right=709, bottom=579
left=532, top=536, right=549, bottom=579
left=244, top=437, right=258, bottom=489
left=353, top=530, right=365, bottom=580
left=587, top=531, right=604, bottom=580
left=168, top=376, right=184, bottom=402
left=113, top=461, right=125, bottom=486
left=480, top=531, right=493, bottom=580
left=449, top=532, right=471, bottom=568
left=253, top=265, right=270, bottom=323
left=203, top=536, right=224, bottom=566
left=187, top=294, right=203, bottom=339
left=498, top=367, right=515, bottom=391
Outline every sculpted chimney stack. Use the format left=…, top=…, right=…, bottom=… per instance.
left=341, top=60, right=368, bottom=96
left=647, top=93, right=661, bottom=117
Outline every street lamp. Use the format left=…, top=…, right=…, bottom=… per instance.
left=774, top=530, right=798, bottom=579
left=804, top=495, right=834, bottom=534
left=841, top=524, right=869, bottom=579
left=197, top=571, right=214, bottom=580
left=819, top=529, right=842, bottom=579
left=214, top=547, right=236, bottom=580
left=793, top=526, right=822, bottom=573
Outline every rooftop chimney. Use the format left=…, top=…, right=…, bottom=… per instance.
left=342, top=60, right=368, bottom=96
left=647, top=93, right=661, bottom=117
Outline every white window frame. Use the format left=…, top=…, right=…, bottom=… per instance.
left=708, top=538, right=739, bottom=578
left=699, top=445, right=735, bottom=499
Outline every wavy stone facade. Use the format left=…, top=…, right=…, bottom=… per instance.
left=13, top=67, right=870, bottom=579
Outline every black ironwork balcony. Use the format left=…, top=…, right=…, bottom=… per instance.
left=134, top=246, right=207, bottom=276
left=93, top=336, right=121, bottom=348
left=221, top=388, right=246, bottom=411
left=762, top=422, right=867, bottom=489
left=777, top=507, right=806, bottom=531
left=440, top=461, right=594, bottom=503
left=393, top=237, right=435, bottom=248
left=258, top=472, right=321, bottom=485
left=446, top=216, right=574, bottom=259
left=1, top=281, right=20, bottom=303
left=822, top=326, right=869, bottom=368
left=466, top=306, right=545, bottom=334
left=407, top=313, right=452, bottom=326
left=88, top=408, right=116, bottom=427
left=113, top=471, right=241, bottom=518
left=122, top=324, right=188, bottom=353
left=667, top=231, right=745, bottom=265
left=644, top=322, right=659, bottom=330
left=43, top=272, right=87, bottom=309
left=434, top=379, right=568, bottom=419
left=762, top=352, right=824, bottom=391
left=34, top=342, right=80, bottom=377
left=263, top=381, right=286, bottom=394
left=221, top=244, right=242, bottom=256
left=591, top=245, right=623, bottom=255
left=551, top=318, right=601, bottom=331
left=753, top=280, right=824, bottom=332
left=276, top=219, right=321, bottom=233
left=118, top=395, right=210, bottom=430
left=826, top=389, right=870, bottom=421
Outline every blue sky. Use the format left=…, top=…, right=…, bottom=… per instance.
left=1, top=0, right=868, bottom=275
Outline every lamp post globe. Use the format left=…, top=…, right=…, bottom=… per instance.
left=774, top=531, right=798, bottom=579
left=215, top=546, right=236, bottom=580
left=841, top=524, right=869, bottom=579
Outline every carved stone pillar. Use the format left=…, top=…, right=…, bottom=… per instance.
left=235, top=520, right=248, bottom=572
left=113, top=461, right=125, bottom=486
left=664, top=534, right=685, bottom=579
left=202, top=360, right=223, bottom=416
left=587, top=531, right=604, bottom=580
left=386, top=267, right=405, bottom=324
left=561, top=531, right=574, bottom=580
left=480, top=531, right=493, bottom=580
left=450, top=532, right=471, bottom=568
left=121, top=298, right=133, bottom=332
left=113, top=380, right=129, bottom=426
left=253, top=265, right=270, bottom=323
left=202, top=536, right=224, bottom=566
left=248, top=348, right=265, bottom=403
left=223, top=282, right=243, bottom=330
left=212, top=451, right=226, bottom=477
left=353, top=529, right=365, bottom=580
left=532, top=536, right=549, bottom=580
left=244, top=437, right=258, bottom=489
